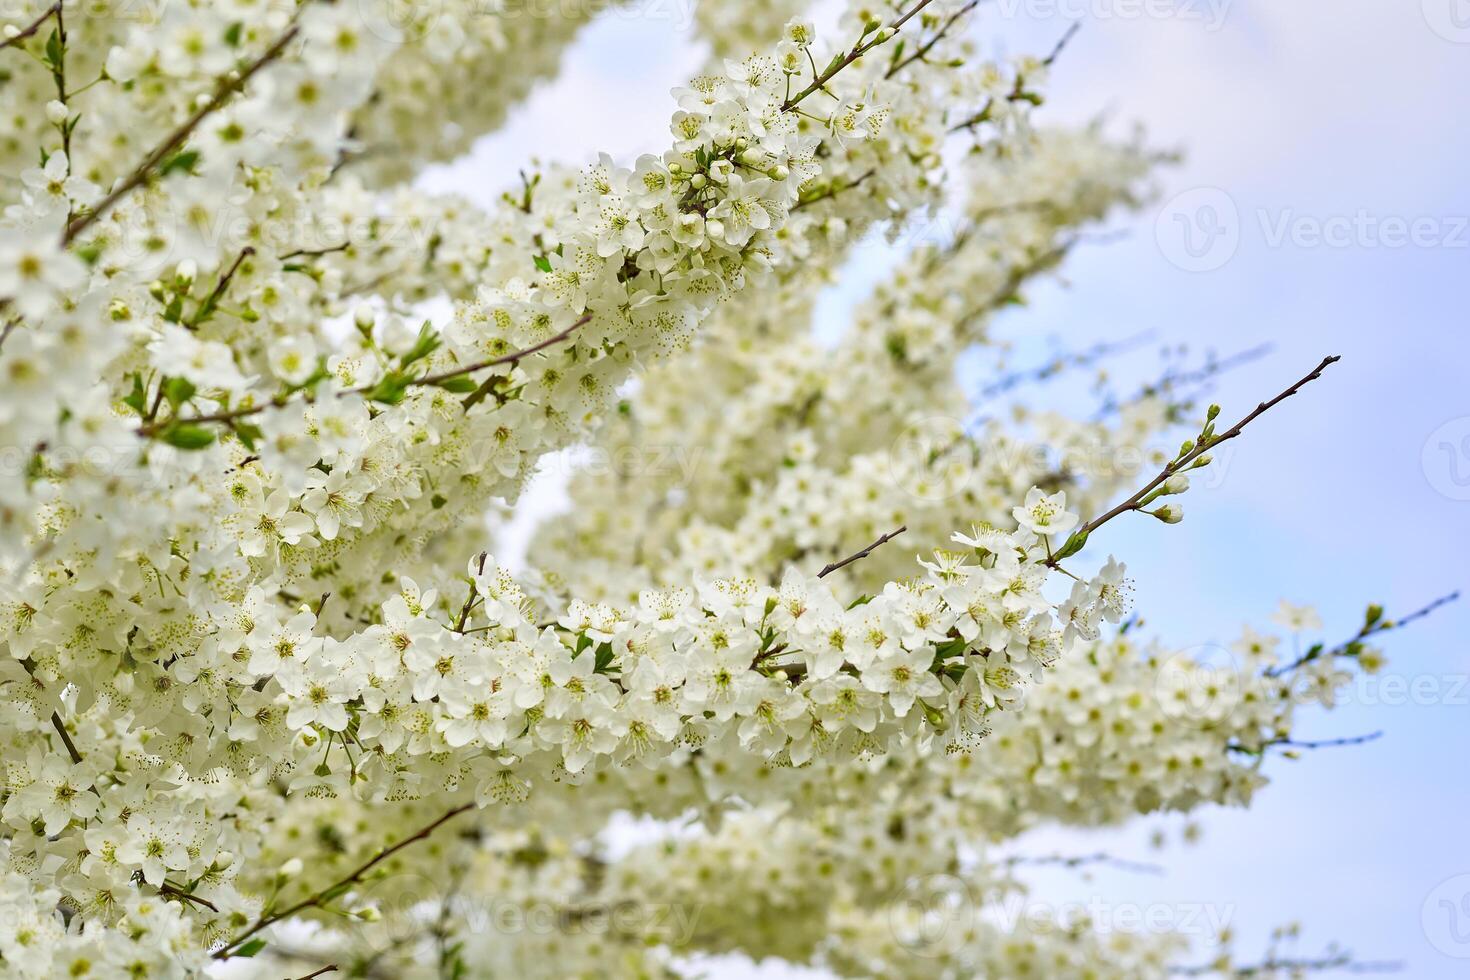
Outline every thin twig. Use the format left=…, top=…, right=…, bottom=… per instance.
left=0, top=2, right=59, bottom=52
left=138, top=315, right=590, bottom=437
left=187, top=246, right=254, bottom=329
left=885, top=0, right=982, bottom=78
left=159, top=881, right=219, bottom=913
left=213, top=803, right=475, bottom=960
left=281, top=242, right=350, bottom=260
left=63, top=22, right=303, bottom=245
left=454, top=552, right=488, bottom=632
left=782, top=0, right=938, bottom=112
left=293, top=967, right=339, bottom=980
left=819, top=525, right=907, bottom=578
left=50, top=711, right=82, bottom=765
left=1264, top=591, right=1460, bottom=678
left=1047, top=355, right=1340, bottom=567
left=1003, top=852, right=1164, bottom=876
left=791, top=169, right=875, bottom=211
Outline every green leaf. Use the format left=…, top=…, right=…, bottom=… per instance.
left=159, top=424, right=216, bottom=450
left=161, top=376, right=196, bottom=410
left=234, top=938, right=267, bottom=958
left=159, top=149, right=200, bottom=177
left=44, top=29, right=62, bottom=70
left=223, top=21, right=243, bottom=46
left=593, top=642, right=615, bottom=674
left=398, top=321, right=441, bottom=370
left=122, top=374, right=148, bottom=415
left=434, top=375, right=478, bottom=394
left=1054, top=530, right=1089, bottom=561
left=532, top=254, right=552, bottom=274
left=366, top=371, right=411, bottom=406
left=234, top=421, right=263, bottom=452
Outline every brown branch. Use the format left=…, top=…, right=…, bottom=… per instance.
left=138, top=314, right=590, bottom=437
left=454, top=552, right=488, bottom=632
left=187, top=246, right=254, bottom=329
left=947, top=24, right=1081, bottom=134
left=1046, top=355, right=1340, bottom=567
left=0, top=3, right=59, bottom=52
left=791, top=169, right=875, bottom=211
left=159, top=881, right=219, bottom=913
left=293, top=967, right=339, bottom=980
left=213, top=803, right=475, bottom=960
left=819, top=525, right=907, bottom=578
left=1265, top=592, right=1459, bottom=678
left=421, top=314, right=590, bottom=391
left=1003, top=852, right=1164, bottom=876
left=885, top=0, right=982, bottom=79
left=281, top=242, right=350, bottom=261
left=50, top=711, right=82, bottom=765
left=63, top=22, right=302, bottom=245
left=782, top=0, right=938, bottom=112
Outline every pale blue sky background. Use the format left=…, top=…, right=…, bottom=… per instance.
left=425, top=0, right=1469, bottom=974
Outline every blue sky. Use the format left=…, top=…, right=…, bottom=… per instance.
left=426, top=0, right=1470, bottom=974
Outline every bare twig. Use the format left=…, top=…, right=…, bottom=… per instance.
left=159, top=881, right=219, bottom=913
left=0, top=3, right=59, bottom=52
left=1172, top=951, right=1401, bottom=976
left=138, top=315, right=590, bottom=438
left=819, top=525, right=907, bottom=578
left=1047, top=355, right=1340, bottom=567
left=293, top=967, right=339, bottom=980
left=791, top=169, right=875, bottom=212
left=782, top=0, right=939, bottom=112
left=213, top=803, right=476, bottom=960
left=63, top=22, right=302, bottom=245
left=1265, top=592, right=1460, bottom=678
left=885, top=0, right=982, bottom=78
left=1003, top=852, right=1164, bottom=876
left=50, top=711, right=82, bottom=765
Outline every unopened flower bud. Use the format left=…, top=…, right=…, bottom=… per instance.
left=1162, top=474, right=1189, bottom=494
left=279, top=857, right=303, bottom=880
left=1151, top=504, right=1183, bottom=524
left=689, top=173, right=707, bottom=190
left=174, top=259, right=197, bottom=287
left=704, top=218, right=725, bottom=241
left=354, top=304, right=376, bottom=330
left=45, top=100, right=68, bottom=125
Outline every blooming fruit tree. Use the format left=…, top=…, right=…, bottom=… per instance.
left=0, top=1, right=1433, bottom=977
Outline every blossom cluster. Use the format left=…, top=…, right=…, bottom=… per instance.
left=0, top=0, right=1390, bottom=976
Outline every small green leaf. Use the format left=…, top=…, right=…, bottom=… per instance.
left=159, top=424, right=216, bottom=450
left=161, top=376, right=196, bottom=409
left=398, top=321, right=441, bottom=369
left=234, top=938, right=267, bottom=958
left=434, top=375, right=478, bottom=394
left=234, top=422, right=263, bottom=452
left=223, top=21, right=243, bottom=46
left=44, top=29, right=62, bottom=70
left=532, top=254, right=552, bottom=274
left=123, top=374, right=148, bottom=415
left=159, top=149, right=200, bottom=177
left=1054, top=530, right=1089, bottom=561
left=367, top=371, right=411, bottom=406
